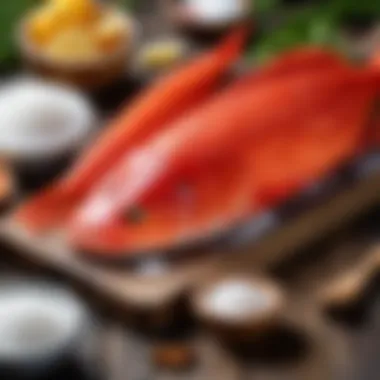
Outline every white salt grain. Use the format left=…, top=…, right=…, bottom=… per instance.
left=206, top=280, right=270, bottom=320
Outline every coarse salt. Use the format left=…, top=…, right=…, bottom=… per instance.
left=205, top=279, right=271, bottom=320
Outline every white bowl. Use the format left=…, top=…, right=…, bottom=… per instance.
left=165, top=0, right=251, bottom=32
left=192, top=274, right=285, bottom=341
left=0, top=78, right=96, bottom=167
left=0, top=279, right=93, bottom=378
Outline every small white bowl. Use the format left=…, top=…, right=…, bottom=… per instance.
left=0, top=280, right=93, bottom=378
left=192, top=274, right=285, bottom=341
left=0, top=78, right=96, bottom=169
left=165, top=0, right=251, bottom=33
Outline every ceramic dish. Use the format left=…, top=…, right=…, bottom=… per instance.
left=0, top=280, right=94, bottom=379
left=0, top=78, right=96, bottom=175
left=192, top=274, right=285, bottom=342
left=164, top=0, right=251, bottom=34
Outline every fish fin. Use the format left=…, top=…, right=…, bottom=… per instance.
left=14, top=186, right=78, bottom=234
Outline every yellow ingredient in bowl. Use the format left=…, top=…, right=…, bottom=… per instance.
left=27, top=0, right=130, bottom=63
left=45, top=28, right=102, bottom=63
left=140, top=42, right=184, bottom=69
left=94, top=10, right=129, bottom=52
left=29, top=0, right=101, bottom=45
left=28, top=6, right=66, bottom=45
left=53, top=0, right=101, bottom=24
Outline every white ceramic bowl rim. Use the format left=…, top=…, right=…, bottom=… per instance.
left=178, top=0, right=250, bottom=28
left=198, top=277, right=283, bottom=323
left=0, top=78, right=96, bottom=161
left=0, top=280, right=89, bottom=362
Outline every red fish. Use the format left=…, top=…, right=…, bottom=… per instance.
left=17, top=41, right=380, bottom=257
left=250, top=88, right=376, bottom=205
left=69, top=58, right=379, bottom=255
left=15, top=27, right=248, bottom=233
left=72, top=66, right=366, bottom=229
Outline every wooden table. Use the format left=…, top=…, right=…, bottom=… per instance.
left=94, top=208, right=380, bottom=380
left=1, top=208, right=380, bottom=380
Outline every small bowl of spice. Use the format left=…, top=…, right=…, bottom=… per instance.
left=18, top=0, right=140, bottom=90
left=135, top=37, right=191, bottom=80
left=0, top=280, right=94, bottom=379
left=192, top=274, right=285, bottom=342
left=166, top=0, right=251, bottom=35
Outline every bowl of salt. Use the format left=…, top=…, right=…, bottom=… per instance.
left=0, top=280, right=94, bottom=379
left=192, top=275, right=285, bottom=341
left=0, top=78, right=96, bottom=186
left=166, top=0, right=251, bottom=34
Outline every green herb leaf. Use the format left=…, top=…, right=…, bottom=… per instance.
left=328, top=0, right=380, bottom=18
left=247, top=5, right=346, bottom=64
left=254, top=0, right=281, bottom=15
left=0, top=0, right=37, bottom=68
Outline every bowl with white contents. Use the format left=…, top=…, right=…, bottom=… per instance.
left=166, top=0, right=251, bottom=34
left=0, top=280, right=94, bottom=379
left=192, top=274, right=285, bottom=341
left=0, top=78, right=96, bottom=182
